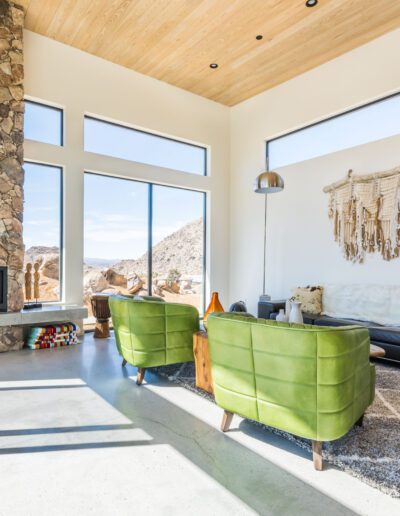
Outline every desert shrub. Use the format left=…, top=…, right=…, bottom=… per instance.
left=166, top=268, right=181, bottom=285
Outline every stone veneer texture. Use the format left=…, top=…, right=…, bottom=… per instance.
left=0, top=0, right=25, bottom=351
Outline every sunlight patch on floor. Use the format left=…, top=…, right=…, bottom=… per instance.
left=0, top=384, right=132, bottom=431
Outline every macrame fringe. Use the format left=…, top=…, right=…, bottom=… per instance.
left=325, top=169, right=400, bottom=263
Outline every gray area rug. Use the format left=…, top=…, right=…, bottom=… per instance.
left=152, top=362, right=400, bottom=498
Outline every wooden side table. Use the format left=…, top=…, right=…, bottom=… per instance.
left=370, top=344, right=385, bottom=358
left=193, top=330, right=213, bottom=394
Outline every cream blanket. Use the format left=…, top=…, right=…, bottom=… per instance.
left=322, top=284, right=400, bottom=326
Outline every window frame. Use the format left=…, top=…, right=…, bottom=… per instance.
left=23, top=160, right=64, bottom=303
left=266, top=91, right=400, bottom=168
left=83, top=171, right=207, bottom=314
left=24, top=99, right=64, bottom=147
left=84, top=115, right=208, bottom=176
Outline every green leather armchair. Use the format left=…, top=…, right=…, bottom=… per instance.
left=109, top=295, right=199, bottom=384
left=207, top=313, right=375, bottom=470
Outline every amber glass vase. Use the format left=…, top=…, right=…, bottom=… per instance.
left=204, top=292, right=224, bottom=329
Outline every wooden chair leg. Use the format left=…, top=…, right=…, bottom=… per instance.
left=312, top=440, right=323, bottom=471
left=355, top=415, right=364, bottom=427
left=136, top=368, right=146, bottom=385
left=121, top=358, right=127, bottom=367
left=220, top=410, right=233, bottom=432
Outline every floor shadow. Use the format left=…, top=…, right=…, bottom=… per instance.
left=0, top=423, right=136, bottom=437
left=0, top=440, right=154, bottom=455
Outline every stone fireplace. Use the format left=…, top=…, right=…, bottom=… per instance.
left=0, top=0, right=25, bottom=351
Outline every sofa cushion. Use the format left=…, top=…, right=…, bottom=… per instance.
left=292, top=286, right=323, bottom=315
left=302, top=313, right=321, bottom=325
left=314, top=315, right=400, bottom=346
left=270, top=311, right=319, bottom=325
left=314, top=315, right=375, bottom=329
left=365, top=327, right=400, bottom=346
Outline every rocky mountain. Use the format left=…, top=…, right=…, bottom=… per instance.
left=24, top=246, right=59, bottom=281
left=25, top=246, right=59, bottom=263
left=24, top=246, right=60, bottom=302
left=112, top=218, right=203, bottom=278
left=85, top=257, right=117, bottom=268
left=23, top=218, right=203, bottom=306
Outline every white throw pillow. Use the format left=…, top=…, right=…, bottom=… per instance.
left=322, top=284, right=400, bottom=326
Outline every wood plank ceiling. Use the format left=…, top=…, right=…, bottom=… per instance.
left=18, top=0, right=400, bottom=106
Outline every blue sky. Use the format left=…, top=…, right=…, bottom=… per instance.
left=23, top=162, right=61, bottom=251
left=85, top=117, right=206, bottom=176
left=84, top=174, right=204, bottom=260
left=24, top=166, right=204, bottom=260
left=24, top=104, right=205, bottom=261
left=269, top=94, right=400, bottom=168
left=24, top=102, right=62, bottom=146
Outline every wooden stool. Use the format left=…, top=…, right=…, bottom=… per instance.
left=90, top=294, right=111, bottom=338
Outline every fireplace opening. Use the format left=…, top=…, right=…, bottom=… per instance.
left=0, top=266, right=7, bottom=312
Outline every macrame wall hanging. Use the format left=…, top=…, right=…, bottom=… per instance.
left=323, top=167, right=400, bottom=263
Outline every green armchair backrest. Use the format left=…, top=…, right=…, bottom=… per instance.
left=109, top=295, right=199, bottom=368
left=207, top=313, right=375, bottom=442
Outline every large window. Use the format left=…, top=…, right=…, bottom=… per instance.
left=267, top=93, right=400, bottom=169
left=83, top=174, right=205, bottom=321
left=23, top=162, right=62, bottom=303
left=152, top=185, right=205, bottom=311
left=83, top=173, right=148, bottom=319
left=24, top=100, right=63, bottom=146
left=84, top=116, right=207, bottom=175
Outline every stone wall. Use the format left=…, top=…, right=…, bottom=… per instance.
left=0, top=0, right=25, bottom=351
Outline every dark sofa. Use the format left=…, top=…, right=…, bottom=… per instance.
left=258, top=300, right=400, bottom=363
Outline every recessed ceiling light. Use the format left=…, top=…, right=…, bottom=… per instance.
left=256, top=35, right=263, bottom=40
left=305, top=0, right=318, bottom=6
left=209, top=63, right=218, bottom=69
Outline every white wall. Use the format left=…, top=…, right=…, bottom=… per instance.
left=267, top=135, right=400, bottom=297
left=230, top=28, right=400, bottom=314
left=24, top=31, right=230, bottom=308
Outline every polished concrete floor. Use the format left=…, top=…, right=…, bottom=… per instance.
left=0, top=334, right=398, bottom=516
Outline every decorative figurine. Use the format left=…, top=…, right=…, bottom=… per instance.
left=33, top=262, right=40, bottom=303
left=23, top=262, right=43, bottom=310
left=25, top=263, right=32, bottom=302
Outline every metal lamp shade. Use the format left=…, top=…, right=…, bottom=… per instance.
left=254, top=171, right=284, bottom=194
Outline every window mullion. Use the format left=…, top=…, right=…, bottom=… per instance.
left=148, top=183, right=153, bottom=296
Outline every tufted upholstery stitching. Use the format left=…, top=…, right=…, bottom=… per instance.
left=208, top=314, right=375, bottom=443
left=109, top=296, right=199, bottom=368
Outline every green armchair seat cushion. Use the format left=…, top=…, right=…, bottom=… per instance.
left=109, top=294, right=199, bottom=368
left=207, top=312, right=375, bottom=442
